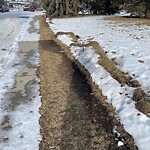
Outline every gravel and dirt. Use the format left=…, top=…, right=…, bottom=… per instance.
left=39, top=16, right=138, bottom=150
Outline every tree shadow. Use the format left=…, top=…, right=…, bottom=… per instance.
left=61, top=63, right=120, bottom=150
left=39, top=39, right=133, bottom=150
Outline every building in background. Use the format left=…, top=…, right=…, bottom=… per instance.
left=5, top=0, right=33, bottom=8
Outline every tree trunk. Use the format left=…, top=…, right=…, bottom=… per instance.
left=73, top=0, right=81, bottom=15
left=51, top=0, right=60, bottom=17
left=46, top=0, right=80, bottom=17
left=145, top=1, right=150, bottom=18
left=59, top=1, right=64, bottom=17
left=65, top=0, right=74, bottom=15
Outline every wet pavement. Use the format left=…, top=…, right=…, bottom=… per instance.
left=0, top=40, right=40, bottom=149
left=0, top=12, right=41, bottom=150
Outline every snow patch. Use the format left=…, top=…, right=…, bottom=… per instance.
left=50, top=16, right=150, bottom=150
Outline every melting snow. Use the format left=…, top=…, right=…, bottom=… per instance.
left=49, top=16, right=150, bottom=150
left=0, top=10, right=43, bottom=150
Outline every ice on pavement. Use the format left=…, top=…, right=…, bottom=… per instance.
left=0, top=10, right=43, bottom=150
left=0, top=19, right=19, bottom=61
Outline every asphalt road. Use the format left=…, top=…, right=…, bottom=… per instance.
left=0, top=9, right=31, bottom=19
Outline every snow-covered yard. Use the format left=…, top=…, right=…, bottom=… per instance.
left=49, top=16, right=150, bottom=150
left=1, top=10, right=150, bottom=149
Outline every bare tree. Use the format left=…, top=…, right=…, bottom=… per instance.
left=0, top=0, right=5, bottom=5
left=144, top=0, right=150, bottom=18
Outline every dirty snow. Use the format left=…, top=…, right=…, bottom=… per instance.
left=49, top=16, right=150, bottom=150
left=0, top=10, right=43, bottom=150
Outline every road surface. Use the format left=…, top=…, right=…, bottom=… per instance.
left=0, top=10, right=42, bottom=150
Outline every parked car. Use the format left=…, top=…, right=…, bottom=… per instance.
left=29, top=7, right=35, bottom=12
left=23, top=7, right=30, bottom=11
left=4, top=7, right=9, bottom=12
left=23, top=7, right=35, bottom=12
left=0, top=5, right=9, bottom=13
left=0, top=5, right=4, bottom=12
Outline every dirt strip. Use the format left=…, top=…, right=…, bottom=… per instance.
left=39, top=16, right=137, bottom=150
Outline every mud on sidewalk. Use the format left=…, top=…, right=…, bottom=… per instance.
left=39, top=16, right=137, bottom=150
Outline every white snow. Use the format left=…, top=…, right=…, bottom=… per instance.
left=19, top=18, right=40, bottom=42
left=57, top=34, right=73, bottom=46
left=50, top=16, right=150, bottom=94
left=115, top=10, right=131, bottom=16
left=0, top=10, right=43, bottom=150
left=49, top=16, right=150, bottom=150
left=0, top=19, right=19, bottom=61
left=118, top=141, right=124, bottom=147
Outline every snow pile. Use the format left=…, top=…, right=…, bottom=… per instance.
left=49, top=16, right=150, bottom=150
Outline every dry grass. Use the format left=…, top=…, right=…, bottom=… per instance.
left=106, top=16, right=150, bottom=26
left=54, top=20, right=150, bottom=116
left=39, top=15, right=138, bottom=150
